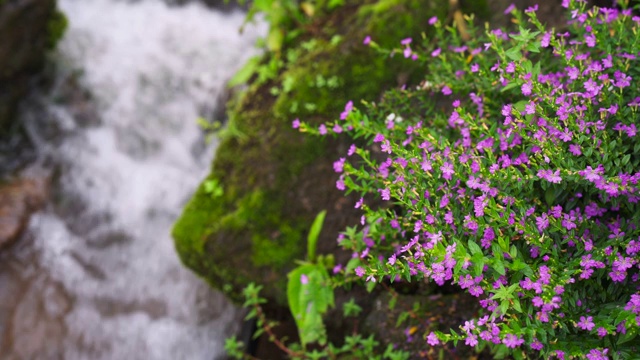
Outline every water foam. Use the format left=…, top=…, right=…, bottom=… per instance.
left=4, top=0, right=265, bottom=358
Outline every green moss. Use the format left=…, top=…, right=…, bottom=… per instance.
left=47, top=9, right=68, bottom=50
left=172, top=180, right=222, bottom=258
left=251, top=223, right=303, bottom=268
left=357, top=0, right=447, bottom=48
left=273, top=44, right=391, bottom=120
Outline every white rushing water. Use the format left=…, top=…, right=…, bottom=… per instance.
left=0, top=0, right=265, bottom=358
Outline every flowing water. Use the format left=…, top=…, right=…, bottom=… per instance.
left=0, top=0, right=265, bottom=358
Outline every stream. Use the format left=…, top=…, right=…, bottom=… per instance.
left=0, top=0, right=265, bottom=358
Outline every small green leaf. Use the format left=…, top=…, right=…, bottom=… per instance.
left=468, top=239, right=482, bottom=255
left=493, top=260, right=506, bottom=276
left=307, top=210, right=326, bottom=262
left=267, top=27, right=284, bottom=52
left=512, top=298, right=523, bottom=313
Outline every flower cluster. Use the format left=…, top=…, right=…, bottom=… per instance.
left=300, top=0, right=640, bottom=358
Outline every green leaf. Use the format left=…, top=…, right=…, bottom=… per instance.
left=617, top=331, right=637, bottom=345
left=512, top=298, right=523, bottom=313
left=307, top=210, right=326, bottom=262
left=532, top=61, right=542, bottom=78
left=228, top=56, right=261, bottom=87
left=526, top=41, right=541, bottom=53
left=545, top=187, right=556, bottom=206
left=501, top=81, right=520, bottom=92
left=287, top=264, right=334, bottom=347
left=468, top=239, right=482, bottom=255
left=499, top=300, right=510, bottom=315
left=473, top=256, right=486, bottom=277
left=267, top=27, right=284, bottom=52
left=493, top=260, right=506, bottom=276
left=505, top=46, right=523, bottom=61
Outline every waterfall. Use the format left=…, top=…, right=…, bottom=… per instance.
left=0, top=0, right=265, bottom=358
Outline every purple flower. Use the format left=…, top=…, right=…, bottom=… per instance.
left=503, top=334, right=524, bottom=348
left=442, top=86, right=452, bottom=95
left=300, top=274, right=309, bottom=284
left=340, top=100, right=353, bottom=120
left=541, top=32, right=551, bottom=47
left=625, top=294, right=640, bottom=314
left=576, top=316, right=595, bottom=331
left=586, top=348, right=610, bottom=360
left=355, top=266, right=365, bottom=277
left=584, top=78, right=602, bottom=96
left=482, top=227, right=495, bottom=248
left=521, top=81, right=532, bottom=96
left=569, top=144, right=582, bottom=156
left=597, top=327, right=608, bottom=337
left=426, top=331, right=439, bottom=346
left=381, top=140, right=392, bottom=154
left=464, top=334, right=478, bottom=347
left=347, top=144, right=356, bottom=156
left=355, top=197, right=363, bottom=209
left=537, top=169, right=562, bottom=183
left=333, top=158, right=345, bottom=173
left=469, top=285, right=483, bottom=297
left=530, top=339, right=543, bottom=350
left=428, top=16, right=438, bottom=25
left=536, top=213, right=549, bottom=232
left=441, top=162, right=454, bottom=180
left=319, top=124, right=327, bottom=135
left=379, top=188, right=391, bottom=201
left=363, top=36, right=371, bottom=45
left=504, top=3, right=515, bottom=14
left=292, top=118, right=300, bottom=129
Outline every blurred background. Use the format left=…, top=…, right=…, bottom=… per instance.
left=0, top=0, right=265, bottom=358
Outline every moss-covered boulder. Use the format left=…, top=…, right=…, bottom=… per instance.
left=173, top=0, right=485, bottom=307
left=0, top=0, right=67, bottom=134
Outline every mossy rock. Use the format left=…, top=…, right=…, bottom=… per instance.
left=173, top=0, right=488, bottom=307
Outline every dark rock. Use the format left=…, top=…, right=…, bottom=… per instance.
left=0, top=0, right=65, bottom=134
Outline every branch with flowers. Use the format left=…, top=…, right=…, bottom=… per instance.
left=294, top=0, right=640, bottom=358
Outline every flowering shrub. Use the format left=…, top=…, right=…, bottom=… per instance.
left=299, top=1, right=640, bottom=358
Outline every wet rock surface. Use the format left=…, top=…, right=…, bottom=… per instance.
left=0, top=174, right=50, bottom=250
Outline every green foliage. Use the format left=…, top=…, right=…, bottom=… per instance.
left=224, top=336, right=246, bottom=359
left=46, top=9, right=68, bottom=49
left=203, top=178, right=224, bottom=198
left=306, top=210, right=326, bottom=262
left=287, top=211, right=333, bottom=347
left=287, top=263, right=334, bottom=347
left=342, top=298, right=363, bottom=317
left=300, top=1, right=640, bottom=358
